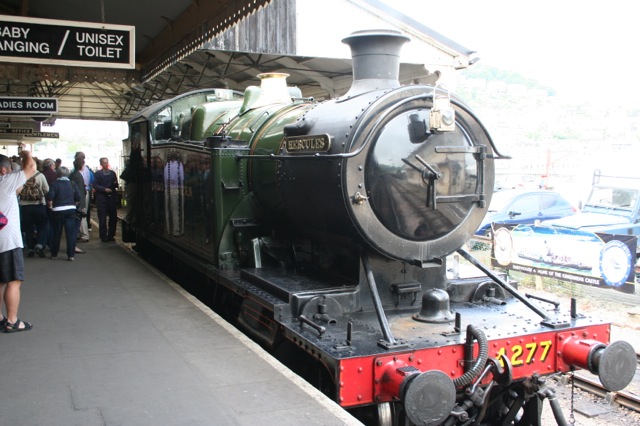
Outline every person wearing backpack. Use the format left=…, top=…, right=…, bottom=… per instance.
left=19, top=168, right=49, bottom=258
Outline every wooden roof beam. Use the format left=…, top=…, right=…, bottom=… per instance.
left=139, top=0, right=271, bottom=81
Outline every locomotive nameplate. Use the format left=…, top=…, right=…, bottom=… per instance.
left=282, top=134, right=331, bottom=154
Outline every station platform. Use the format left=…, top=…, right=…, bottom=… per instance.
left=0, top=227, right=362, bottom=426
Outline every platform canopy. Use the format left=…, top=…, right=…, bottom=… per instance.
left=0, top=0, right=475, bottom=125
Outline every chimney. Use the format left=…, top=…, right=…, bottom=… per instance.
left=341, top=29, right=410, bottom=97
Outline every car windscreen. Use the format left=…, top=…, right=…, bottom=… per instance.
left=584, top=187, right=637, bottom=212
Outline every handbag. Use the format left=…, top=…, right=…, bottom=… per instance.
left=76, top=207, right=87, bottom=220
left=0, top=210, right=7, bottom=230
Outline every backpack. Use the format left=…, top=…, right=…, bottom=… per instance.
left=20, top=172, right=44, bottom=201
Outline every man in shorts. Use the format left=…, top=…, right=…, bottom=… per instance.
left=0, top=150, right=37, bottom=333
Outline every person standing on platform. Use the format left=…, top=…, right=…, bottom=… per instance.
left=18, top=166, right=49, bottom=258
left=46, top=166, right=82, bottom=261
left=72, top=153, right=91, bottom=243
left=69, top=158, right=87, bottom=255
left=42, top=158, right=57, bottom=185
left=0, top=150, right=37, bottom=333
left=41, top=158, right=57, bottom=253
left=75, top=152, right=95, bottom=232
left=93, top=157, right=119, bottom=242
left=10, top=156, right=21, bottom=171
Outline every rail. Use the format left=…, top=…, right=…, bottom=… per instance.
left=568, top=369, right=640, bottom=413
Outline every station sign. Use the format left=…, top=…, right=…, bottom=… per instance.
left=0, top=97, right=58, bottom=114
left=24, top=132, right=59, bottom=138
left=0, top=15, right=134, bottom=69
left=0, top=127, right=32, bottom=134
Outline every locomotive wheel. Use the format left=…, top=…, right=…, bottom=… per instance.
left=377, top=403, right=393, bottom=426
left=347, top=402, right=401, bottom=426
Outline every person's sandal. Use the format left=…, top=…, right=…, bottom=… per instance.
left=5, top=319, right=33, bottom=333
left=0, top=316, right=6, bottom=328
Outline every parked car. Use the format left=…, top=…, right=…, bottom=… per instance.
left=475, top=189, right=577, bottom=236
left=542, top=182, right=640, bottom=245
left=540, top=175, right=640, bottom=284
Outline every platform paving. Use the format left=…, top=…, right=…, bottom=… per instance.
left=0, top=230, right=362, bottom=426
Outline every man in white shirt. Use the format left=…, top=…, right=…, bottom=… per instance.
left=0, top=150, right=37, bottom=333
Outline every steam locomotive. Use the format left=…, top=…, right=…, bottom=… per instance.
left=121, top=30, right=636, bottom=425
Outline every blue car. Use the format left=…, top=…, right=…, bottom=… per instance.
left=476, top=189, right=577, bottom=236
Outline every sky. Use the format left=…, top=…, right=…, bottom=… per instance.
left=23, top=0, right=640, bottom=162
left=388, top=0, right=640, bottom=105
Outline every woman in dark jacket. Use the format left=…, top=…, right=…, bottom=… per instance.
left=46, top=166, right=82, bottom=261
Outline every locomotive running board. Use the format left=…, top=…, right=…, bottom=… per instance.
left=456, top=248, right=570, bottom=329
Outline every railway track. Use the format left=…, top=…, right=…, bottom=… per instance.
left=569, top=372, right=640, bottom=413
